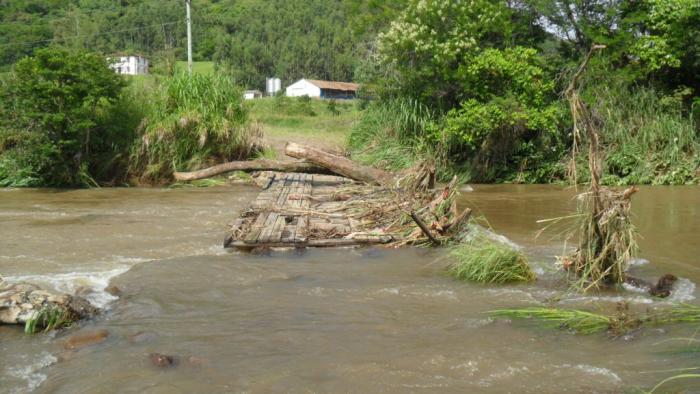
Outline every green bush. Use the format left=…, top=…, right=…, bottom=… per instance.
left=0, top=48, right=127, bottom=186
left=326, top=99, right=340, bottom=116
left=129, top=72, right=258, bottom=183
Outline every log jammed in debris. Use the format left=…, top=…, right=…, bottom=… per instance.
left=284, top=142, right=393, bottom=185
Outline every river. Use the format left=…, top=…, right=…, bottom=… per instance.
left=1, top=185, right=699, bottom=393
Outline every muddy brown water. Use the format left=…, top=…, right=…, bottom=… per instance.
left=1, top=185, right=699, bottom=393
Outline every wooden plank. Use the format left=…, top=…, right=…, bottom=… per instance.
left=244, top=211, right=270, bottom=243
left=269, top=215, right=287, bottom=243
left=258, top=212, right=279, bottom=243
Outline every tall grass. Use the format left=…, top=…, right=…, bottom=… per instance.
left=587, top=84, right=699, bottom=185
left=348, top=98, right=436, bottom=171
left=129, top=72, right=260, bottom=183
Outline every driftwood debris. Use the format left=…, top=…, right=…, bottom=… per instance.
left=173, top=159, right=327, bottom=182
left=284, top=142, right=393, bottom=185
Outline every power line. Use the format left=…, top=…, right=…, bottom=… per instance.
left=0, top=20, right=181, bottom=48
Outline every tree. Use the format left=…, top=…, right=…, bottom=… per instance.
left=0, top=47, right=125, bottom=186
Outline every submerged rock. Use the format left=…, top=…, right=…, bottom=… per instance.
left=63, top=329, right=109, bottom=350
left=128, top=331, right=157, bottom=344
left=0, top=276, right=98, bottom=329
left=104, top=285, right=122, bottom=297
left=149, top=353, right=178, bottom=368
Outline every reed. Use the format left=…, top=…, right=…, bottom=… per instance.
left=448, top=233, right=535, bottom=284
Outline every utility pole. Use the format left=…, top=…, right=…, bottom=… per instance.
left=185, top=0, right=193, bottom=74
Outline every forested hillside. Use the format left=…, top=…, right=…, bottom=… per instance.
left=0, top=0, right=359, bottom=87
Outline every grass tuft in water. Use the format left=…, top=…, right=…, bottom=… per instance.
left=492, top=303, right=700, bottom=336
left=24, top=305, right=69, bottom=334
left=448, top=235, right=535, bottom=284
left=491, top=307, right=612, bottom=335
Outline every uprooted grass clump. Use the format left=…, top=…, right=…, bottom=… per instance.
left=448, top=232, right=535, bottom=284
left=563, top=186, right=639, bottom=291
left=492, top=302, right=700, bottom=336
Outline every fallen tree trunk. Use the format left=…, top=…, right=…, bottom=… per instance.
left=173, top=159, right=328, bottom=182
left=284, top=142, right=392, bottom=185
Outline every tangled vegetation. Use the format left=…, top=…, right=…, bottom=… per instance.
left=449, top=232, right=535, bottom=284
left=349, top=0, right=700, bottom=185
left=0, top=49, right=259, bottom=187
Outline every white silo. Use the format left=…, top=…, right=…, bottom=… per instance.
left=273, top=78, right=281, bottom=94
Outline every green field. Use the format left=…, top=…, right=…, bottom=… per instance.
left=174, top=61, right=216, bottom=75
left=246, top=97, right=360, bottom=157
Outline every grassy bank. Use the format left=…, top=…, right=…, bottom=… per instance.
left=246, top=96, right=360, bottom=157
left=348, top=85, right=700, bottom=185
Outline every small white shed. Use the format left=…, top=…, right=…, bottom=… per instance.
left=243, top=90, right=263, bottom=100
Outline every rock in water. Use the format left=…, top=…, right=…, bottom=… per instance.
left=150, top=353, right=178, bottom=368
left=104, top=285, right=122, bottom=297
left=0, top=277, right=98, bottom=329
left=63, top=329, right=109, bottom=350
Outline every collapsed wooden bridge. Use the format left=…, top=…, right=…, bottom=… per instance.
left=224, top=172, right=394, bottom=250
left=174, top=143, right=471, bottom=251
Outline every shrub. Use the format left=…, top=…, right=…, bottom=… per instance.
left=326, top=99, right=340, bottom=116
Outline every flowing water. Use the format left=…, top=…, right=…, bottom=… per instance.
left=1, top=185, right=699, bottom=393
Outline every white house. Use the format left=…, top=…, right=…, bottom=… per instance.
left=243, top=90, right=263, bottom=100
left=285, top=79, right=359, bottom=99
left=108, top=55, right=149, bottom=75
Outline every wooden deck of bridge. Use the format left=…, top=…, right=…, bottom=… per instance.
left=224, top=172, right=393, bottom=250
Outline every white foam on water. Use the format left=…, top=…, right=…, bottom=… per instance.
left=573, top=364, right=621, bottom=383
left=7, top=352, right=57, bottom=394
left=628, top=258, right=650, bottom=267
left=666, top=278, right=696, bottom=302
left=560, top=294, right=655, bottom=305
left=4, top=264, right=133, bottom=309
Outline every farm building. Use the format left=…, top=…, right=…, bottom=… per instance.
left=243, top=90, right=263, bottom=100
left=108, top=55, right=149, bottom=75
left=285, top=79, right=359, bottom=99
